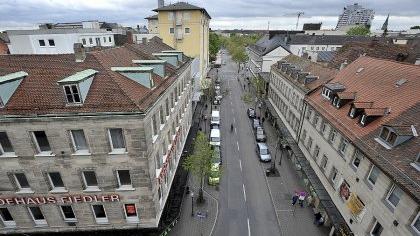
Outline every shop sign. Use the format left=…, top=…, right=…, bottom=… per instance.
left=157, top=126, right=181, bottom=184
left=0, top=194, right=120, bottom=206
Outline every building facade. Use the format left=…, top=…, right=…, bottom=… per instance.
left=146, top=15, right=159, bottom=34
left=0, top=39, right=194, bottom=234
left=336, top=3, right=374, bottom=30
left=154, top=2, right=210, bottom=79
left=301, top=57, right=419, bottom=236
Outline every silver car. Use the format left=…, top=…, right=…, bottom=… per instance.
left=256, top=143, right=271, bottom=162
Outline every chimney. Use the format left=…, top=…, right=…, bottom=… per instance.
left=74, top=43, right=86, bottom=62
left=126, top=31, right=134, bottom=44
left=137, top=25, right=140, bottom=31
left=339, top=59, right=348, bottom=70
left=142, top=37, right=147, bottom=44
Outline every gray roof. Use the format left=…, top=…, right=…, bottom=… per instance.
left=316, top=51, right=335, bottom=62
left=288, top=35, right=388, bottom=45
left=154, top=2, right=211, bottom=19
left=248, top=34, right=291, bottom=56
left=145, top=14, right=158, bottom=20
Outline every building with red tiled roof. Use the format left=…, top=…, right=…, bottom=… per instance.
left=300, top=56, right=420, bottom=236
left=0, top=40, right=194, bottom=234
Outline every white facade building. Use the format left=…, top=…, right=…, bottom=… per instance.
left=336, top=3, right=374, bottom=30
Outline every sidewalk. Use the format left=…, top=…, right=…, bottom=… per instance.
left=168, top=69, right=219, bottom=236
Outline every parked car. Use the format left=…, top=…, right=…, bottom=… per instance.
left=247, top=108, right=256, bottom=118
left=209, top=128, right=221, bottom=146
left=213, top=99, right=220, bottom=105
left=253, top=119, right=260, bottom=129
left=256, top=143, right=271, bottom=162
left=215, top=85, right=221, bottom=90
left=255, top=127, right=267, bottom=142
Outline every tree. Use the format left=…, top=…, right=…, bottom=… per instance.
left=410, top=26, right=420, bottom=30
left=183, top=132, right=214, bottom=203
left=209, top=32, right=222, bottom=61
left=346, top=26, right=370, bottom=36
left=231, top=46, right=248, bottom=73
left=250, top=76, right=266, bottom=116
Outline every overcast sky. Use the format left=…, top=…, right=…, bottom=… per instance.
left=1, top=0, right=419, bottom=31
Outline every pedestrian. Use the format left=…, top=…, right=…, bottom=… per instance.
left=298, top=191, right=306, bottom=207
left=291, top=191, right=299, bottom=205
left=262, top=117, right=265, bottom=123
left=243, top=84, right=246, bottom=90
left=314, top=212, right=322, bottom=225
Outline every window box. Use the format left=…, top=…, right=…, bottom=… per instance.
left=116, top=170, right=134, bottom=191
left=108, top=128, right=127, bottom=154
left=385, top=184, right=403, bottom=209
left=47, top=172, right=68, bottom=193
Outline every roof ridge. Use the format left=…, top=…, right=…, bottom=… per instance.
left=361, top=55, right=420, bottom=67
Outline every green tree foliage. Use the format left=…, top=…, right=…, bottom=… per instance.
left=183, top=132, right=214, bottom=202
left=410, top=26, right=420, bottom=29
left=346, top=26, right=370, bottom=36
left=209, top=32, right=222, bottom=61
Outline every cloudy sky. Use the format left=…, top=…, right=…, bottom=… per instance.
left=0, top=0, right=419, bottom=31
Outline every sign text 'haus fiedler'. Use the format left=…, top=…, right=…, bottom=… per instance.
left=0, top=194, right=120, bottom=206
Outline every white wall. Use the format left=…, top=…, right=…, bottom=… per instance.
left=133, top=33, right=159, bottom=44
left=261, top=46, right=290, bottom=72
left=8, top=33, right=115, bottom=55
left=289, top=44, right=342, bottom=57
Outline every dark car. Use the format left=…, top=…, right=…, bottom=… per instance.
left=255, top=127, right=267, bottom=142
left=247, top=108, right=256, bottom=118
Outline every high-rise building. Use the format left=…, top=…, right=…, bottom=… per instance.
left=153, top=2, right=211, bottom=80
left=336, top=3, right=374, bottom=30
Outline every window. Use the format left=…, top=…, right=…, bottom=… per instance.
left=170, top=28, right=174, bottom=34
left=330, top=167, right=339, bottom=188
left=124, top=204, right=139, bottom=223
left=360, top=114, right=367, bottom=126
left=301, top=130, right=307, bottom=142
left=48, top=39, right=55, bottom=46
left=31, top=131, right=52, bottom=155
left=370, top=219, right=383, bottom=236
left=0, top=208, right=15, bottom=227
left=82, top=171, right=99, bottom=191
left=379, top=127, right=398, bottom=147
left=160, top=106, right=165, bottom=125
left=103, top=37, right=106, bottom=43
left=108, top=128, right=126, bottom=153
left=82, top=38, right=86, bottom=45
left=307, top=137, right=313, bottom=150
left=47, top=172, right=66, bottom=192
left=367, top=165, right=380, bottom=186
left=329, top=129, right=337, bottom=143
left=39, top=39, right=46, bottom=47
left=165, top=98, right=170, bottom=116
left=321, top=87, right=331, bottom=100
left=321, top=122, right=327, bottom=134
left=185, top=27, right=190, bottom=33
left=320, top=155, right=328, bottom=172
left=333, top=97, right=340, bottom=108
left=313, top=114, right=319, bottom=125
left=313, top=145, right=320, bottom=159
left=116, top=170, right=133, bottom=190
left=109, top=36, right=112, bottom=42
left=339, top=139, right=348, bottom=155
left=316, top=47, right=319, bottom=50
left=155, top=152, right=162, bottom=169
left=70, top=130, right=89, bottom=154
left=92, top=205, right=108, bottom=224
left=89, top=38, right=93, bottom=44
left=63, top=84, right=82, bottom=104
left=28, top=206, right=47, bottom=226
left=0, top=132, right=14, bottom=156
left=411, top=211, right=420, bottom=235
left=14, top=173, right=32, bottom=193
left=60, top=205, right=76, bottom=222
left=386, top=184, right=403, bottom=208
left=352, top=150, right=362, bottom=169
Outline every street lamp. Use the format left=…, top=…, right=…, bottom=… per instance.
left=190, top=191, right=194, bottom=217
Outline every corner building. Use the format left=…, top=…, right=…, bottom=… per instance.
left=0, top=37, right=194, bottom=234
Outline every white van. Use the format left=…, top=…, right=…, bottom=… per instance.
left=210, top=129, right=221, bottom=146
left=211, top=110, right=220, bottom=126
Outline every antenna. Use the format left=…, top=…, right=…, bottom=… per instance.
left=296, top=12, right=304, bottom=30
left=267, top=21, right=270, bottom=32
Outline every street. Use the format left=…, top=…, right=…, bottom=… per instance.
left=213, top=51, right=281, bottom=236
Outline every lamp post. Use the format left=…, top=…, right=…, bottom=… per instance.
left=191, top=192, right=194, bottom=216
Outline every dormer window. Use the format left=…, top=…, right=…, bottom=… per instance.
left=411, top=153, right=420, bottom=172
left=0, top=71, right=28, bottom=108
left=376, top=125, right=416, bottom=149
left=57, top=69, right=97, bottom=105
left=360, top=114, right=367, bottom=126
left=63, top=85, right=81, bottom=104
left=349, top=107, right=356, bottom=118
left=322, top=87, right=332, bottom=100
left=379, top=127, right=397, bottom=146
left=111, top=67, right=155, bottom=89
left=332, top=96, right=340, bottom=108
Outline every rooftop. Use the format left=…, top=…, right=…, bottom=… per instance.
left=307, top=56, right=420, bottom=202
left=0, top=37, right=189, bottom=116
left=154, top=2, right=211, bottom=19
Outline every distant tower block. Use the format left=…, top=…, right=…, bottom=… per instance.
left=158, top=0, right=164, bottom=8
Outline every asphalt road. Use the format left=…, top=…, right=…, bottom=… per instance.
left=213, top=51, right=281, bottom=236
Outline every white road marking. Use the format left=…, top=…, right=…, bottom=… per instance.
left=247, top=218, right=251, bottom=236
left=239, top=159, right=242, bottom=171
left=243, top=184, right=247, bottom=202
left=234, top=127, right=237, bottom=134
left=233, top=117, right=236, bottom=123
left=230, top=101, right=233, bottom=105
left=237, top=141, right=240, bottom=151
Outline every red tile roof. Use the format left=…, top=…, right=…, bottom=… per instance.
left=0, top=42, right=189, bottom=116
left=307, top=56, right=420, bottom=201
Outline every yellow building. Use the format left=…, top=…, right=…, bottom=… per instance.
left=154, top=2, right=210, bottom=79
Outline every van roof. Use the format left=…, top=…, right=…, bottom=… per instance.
left=210, top=128, right=220, bottom=136
left=211, top=110, right=219, bottom=116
